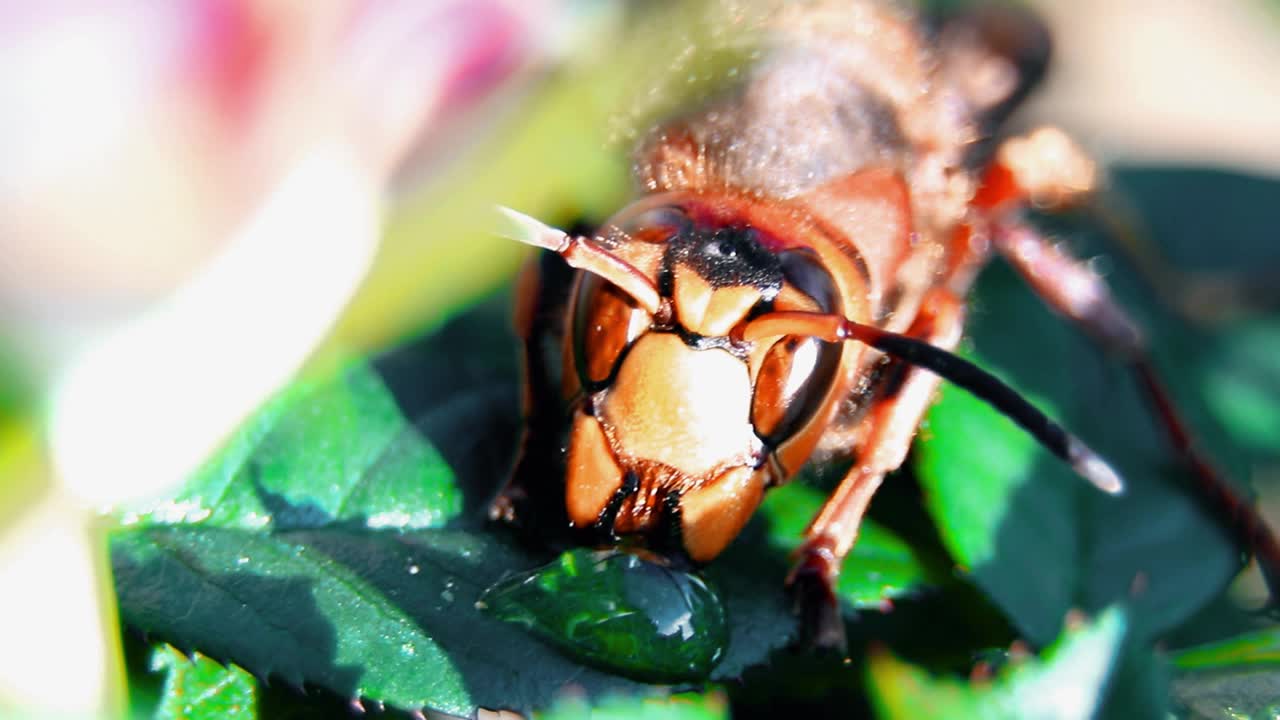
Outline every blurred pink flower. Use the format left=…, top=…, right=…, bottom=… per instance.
left=0, top=0, right=556, bottom=355
left=0, top=0, right=569, bottom=505
left=1, top=5, right=568, bottom=709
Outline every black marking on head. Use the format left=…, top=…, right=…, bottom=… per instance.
left=668, top=327, right=752, bottom=359
left=778, top=248, right=841, bottom=314
left=663, top=226, right=784, bottom=299
left=652, top=490, right=694, bottom=569
left=596, top=471, right=640, bottom=540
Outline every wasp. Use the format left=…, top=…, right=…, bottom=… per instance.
left=488, top=0, right=1279, bottom=647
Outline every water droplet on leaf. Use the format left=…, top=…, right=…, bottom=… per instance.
left=478, top=549, right=728, bottom=681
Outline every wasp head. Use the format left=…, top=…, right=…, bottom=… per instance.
left=560, top=197, right=845, bottom=563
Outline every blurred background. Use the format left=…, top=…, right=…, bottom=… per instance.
left=0, top=0, right=1276, bottom=716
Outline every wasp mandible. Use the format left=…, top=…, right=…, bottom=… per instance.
left=488, top=0, right=1278, bottom=647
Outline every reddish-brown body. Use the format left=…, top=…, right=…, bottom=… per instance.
left=491, top=0, right=1277, bottom=645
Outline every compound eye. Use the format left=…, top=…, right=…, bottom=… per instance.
left=752, top=335, right=840, bottom=445
left=750, top=250, right=843, bottom=446
left=778, top=248, right=840, bottom=314
left=599, top=205, right=692, bottom=247
left=572, top=271, right=652, bottom=389
left=703, top=233, right=740, bottom=260
left=569, top=204, right=686, bottom=389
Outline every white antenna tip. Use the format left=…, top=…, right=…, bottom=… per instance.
left=1076, top=451, right=1125, bottom=495
left=494, top=205, right=569, bottom=252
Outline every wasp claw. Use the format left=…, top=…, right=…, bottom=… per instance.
left=488, top=489, right=521, bottom=524
left=787, top=542, right=850, bottom=654
left=790, top=570, right=849, bottom=654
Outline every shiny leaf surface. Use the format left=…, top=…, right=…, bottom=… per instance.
left=122, top=361, right=462, bottom=532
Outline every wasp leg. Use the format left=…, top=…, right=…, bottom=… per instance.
left=975, top=125, right=1099, bottom=212
left=932, top=1, right=1052, bottom=170
left=790, top=288, right=966, bottom=651
left=489, top=252, right=574, bottom=535
left=991, top=217, right=1280, bottom=609
left=497, top=206, right=664, bottom=317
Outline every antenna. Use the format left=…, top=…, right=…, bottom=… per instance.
left=496, top=206, right=665, bottom=317
left=741, top=310, right=1124, bottom=494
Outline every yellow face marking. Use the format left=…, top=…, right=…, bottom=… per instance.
left=599, top=333, right=759, bottom=481
left=565, top=409, right=625, bottom=528
left=671, top=270, right=714, bottom=334
left=579, top=280, right=651, bottom=385
left=671, top=258, right=770, bottom=338
left=701, top=285, right=766, bottom=337
left=680, top=465, right=767, bottom=562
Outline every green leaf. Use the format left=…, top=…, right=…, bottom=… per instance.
left=151, top=644, right=256, bottom=720
left=869, top=606, right=1128, bottom=720
left=114, top=526, right=473, bottom=714
left=916, top=380, right=1079, bottom=645
left=1105, top=168, right=1280, bottom=473
left=111, top=520, right=804, bottom=715
left=1199, top=319, right=1280, bottom=455
left=1171, top=628, right=1280, bottom=671
left=122, top=360, right=462, bottom=532
left=915, top=179, right=1269, bottom=644
left=759, top=482, right=931, bottom=608
left=1168, top=629, right=1280, bottom=720
left=1109, top=168, right=1280, bottom=276
left=537, top=690, right=730, bottom=720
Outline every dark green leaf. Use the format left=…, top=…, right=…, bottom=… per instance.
left=759, top=482, right=931, bottom=608
left=111, top=519, right=794, bottom=715
left=1095, top=168, right=1280, bottom=475
left=921, top=243, right=1249, bottom=640
left=1199, top=319, right=1280, bottom=455
left=1097, top=636, right=1172, bottom=720
left=151, top=644, right=256, bottom=720
left=114, top=526, right=475, bottom=714
left=916, top=380, right=1079, bottom=645
left=869, top=606, right=1128, bottom=719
